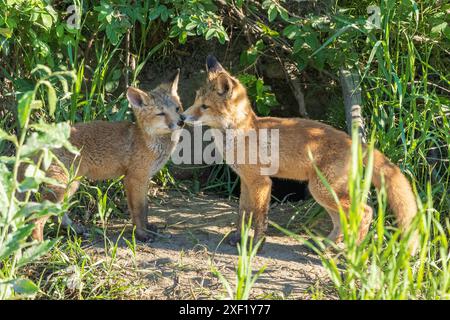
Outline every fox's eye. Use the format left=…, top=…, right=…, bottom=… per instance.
left=176, top=107, right=180, bottom=112
left=201, top=105, right=209, bottom=110
left=156, top=112, right=165, bottom=116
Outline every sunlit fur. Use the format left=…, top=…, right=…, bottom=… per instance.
left=132, top=82, right=184, bottom=135
left=183, top=56, right=419, bottom=254
left=23, top=73, right=184, bottom=242
left=184, top=69, right=251, bottom=129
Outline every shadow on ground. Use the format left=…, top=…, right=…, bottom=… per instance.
left=85, top=190, right=333, bottom=299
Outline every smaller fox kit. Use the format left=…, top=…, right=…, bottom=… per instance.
left=27, top=70, right=184, bottom=242
left=183, top=56, right=419, bottom=253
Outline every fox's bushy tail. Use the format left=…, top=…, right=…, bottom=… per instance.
left=372, top=150, right=419, bottom=254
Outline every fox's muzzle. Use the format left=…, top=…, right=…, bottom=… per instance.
left=178, top=114, right=186, bottom=126
left=181, top=113, right=198, bottom=125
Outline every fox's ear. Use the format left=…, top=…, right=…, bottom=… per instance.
left=160, top=68, right=180, bottom=96
left=206, top=54, right=224, bottom=74
left=206, top=54, right=234, bottom=96
left=126, top=87, right=150, bottom=108
left=216, top=73, right=234, bottom=97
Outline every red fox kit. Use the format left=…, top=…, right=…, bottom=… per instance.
left=182, top=55, right=419, bottom=253
left=27, top=70, right=184, bottom=242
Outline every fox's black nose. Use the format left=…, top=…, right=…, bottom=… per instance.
left=177, top=119, right=184, bottom=127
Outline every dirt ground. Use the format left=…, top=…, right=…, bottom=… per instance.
left=80, top=190, right=335, bottom=300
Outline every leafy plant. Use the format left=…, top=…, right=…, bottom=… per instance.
left=238, top=74, right=278, bottom=116
left=0, top=68, right=76, bottom=299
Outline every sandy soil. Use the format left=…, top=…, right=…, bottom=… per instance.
left=78, top=190, right=334, bottom=300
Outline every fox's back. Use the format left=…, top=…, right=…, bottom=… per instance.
left=70, top=121, right=134, bottom=155
left=256, top=116, right=352, bottom=180
left=258, top=116, right=350, bottom=147
left=58, top=121, right=138, bottom=180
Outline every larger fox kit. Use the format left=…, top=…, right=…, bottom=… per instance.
left=183, top=55, right=419, bottom=253
left=27, top=70, right=184, bottom=242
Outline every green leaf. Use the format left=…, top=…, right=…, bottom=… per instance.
left=38, top=80, right=57, bottom=116
left=431, top=22, right=448, bottom=36
left=0, top=163, right=11, bottom=216
left=41, top=13, right=53, bottom=29
left=310, top=23, right=356, bottom=58
left=179, top=31, right=187, bottom=44
left=47, top=85, right=57, bottom=116
left=160, top=5, right=169, bottom=22
left=0, top=128, right=17, bottom=145
left=268, top=5, right=278, bottom=22
left=17, top=240, right=56, bottom=267
left=148, top=7, right=160, bottom=21
left=45, top=4, right=58, bottom=22
left=283, top=25, right=299, bottom=39
left=185, top=21, right=197, bottom=31
left=205, top=28, right=216, bottom=41
left=0, top=28, right=13, bottom=38
left=279, top=8, right=289, bottom=22
left=16, top=200, right=64, bottom=221
left=22, top=121, right=77, bottom=157
left=17, top=177, right=40, bottom=193
left=257, top=22, right=279, bottom=37
left=12, top=278, right=39, bottom=296
left=33, top=39, right=51, bottom=57
left=17, top=91, right=34, bottom=129
left=0, top=225, right=35, bottom=261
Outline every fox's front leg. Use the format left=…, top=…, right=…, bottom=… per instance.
left=229, top=176, right=272, bottom=248
left=124, top=175, right=155, bottom=242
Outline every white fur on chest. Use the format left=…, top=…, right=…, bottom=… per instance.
left=211, top=129, right=241, bottom=175
left=146, top=132, right=181, bottom=178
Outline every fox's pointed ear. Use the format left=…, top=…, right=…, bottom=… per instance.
left=170, top=68, right=180, bottom=96
left=216, top=73, right=234, bottom=97
left=159, top=68, right=180, bottom=96
left=206, top=54, right=224, bottom=74
left=206, top=55, right=234, bottom=96
left=126, top=87, right=150, bottom=108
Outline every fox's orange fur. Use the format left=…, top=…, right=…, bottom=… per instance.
left=24, top=71, right=184, bottom=242
left=183, top=56, right=419, bottom=253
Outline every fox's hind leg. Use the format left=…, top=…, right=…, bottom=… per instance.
left=324, top=209, right=343, bottom=244
left=358, top=205, right=373, bottom=242
left=308, top=176, right=374, bottom=247
left=308, top=176, right=346, bottom=246
left=32, top=164, right=82, bottom=241
left=55, top=179, right=84, bottom=235
left=229, top=176, right=272, bottom=248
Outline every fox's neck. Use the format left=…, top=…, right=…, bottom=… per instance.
left=135, top=125, right=177, bottom=154
left=227, top=98, right=258, bottom=130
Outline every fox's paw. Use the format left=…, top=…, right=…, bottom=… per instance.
left=252, top=234, right=266, bottom=254
left=70, top=222, right=88, bottom=236
left=58, top=213, right=89, bottom=238
left=135, top=224, right=171, bottom=242
left=228, top=231, right=241, bottom=247
left=146, top=223, right=158, bottom=233
left=136, top=228, right=156, bottom=243
left=227, top=231, right=266, bottom=254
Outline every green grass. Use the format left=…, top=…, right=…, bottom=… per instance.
left=272, top=127, right=449, bottom=299
left=211, top=214, right=266, bottom=300
left=30, top=231, right=144, bottom=300
left=1, top=0, right=448, bottom=300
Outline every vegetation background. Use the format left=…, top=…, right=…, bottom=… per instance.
left=0, top=0, right=448, bottom=299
